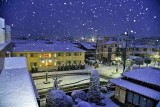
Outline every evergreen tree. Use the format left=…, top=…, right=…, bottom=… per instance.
left=89, top=70, right=100, bottom=104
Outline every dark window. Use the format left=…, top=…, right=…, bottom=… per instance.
left=58, top=53, right=63, bottom=56
left=143, top=48, right=147, bottom=51
left=135, top=48, right=139, bottom=51
left=74, top=52, right=78, bottom=56
left=30, top=53, right=37, bottom=57
left=127, top=91, right=133, bottom=103
left=133, top=93, right=139, bottom=106
left=20, top=53, right=27, bottom=57
left=139, top=96, right=147, bottom=107
left=146, top=99, right=154, bottom=107
left=66, top=52, right=71, bottom=56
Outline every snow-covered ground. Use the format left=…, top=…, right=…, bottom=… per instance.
left=35, top=75, right=108, bottom=90
left=33, top=62, right=160, bottom=90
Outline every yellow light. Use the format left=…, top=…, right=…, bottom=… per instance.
left=41, top=60, right=45, bottom=63
left=49, top=54, right=51, bottom=57
left=49, top=59, right=52, bottom=62
left=54, top=62, right=57, bottom=66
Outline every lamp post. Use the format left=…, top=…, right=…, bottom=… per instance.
left=115, top=57, right=121, bottom=73
left=42, top=59, right=52, bottom=84
left=123, top=30, right=134, bottom=72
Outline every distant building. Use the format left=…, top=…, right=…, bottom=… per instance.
left=110, top=67, right=160, bottom=107
left=0, top=57, right=39, bottom=107
left=0, top=42, right=13, bottom=57
left=78, top=42, right=95, bottom=59
left=12, top=40, right=85, bottom=72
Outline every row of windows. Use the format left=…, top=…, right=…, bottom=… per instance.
left=127, top=91, right=155, bottom=107
left=15, top=52, right=82, bottom=57
left=57, top=60, right=81, bottom=65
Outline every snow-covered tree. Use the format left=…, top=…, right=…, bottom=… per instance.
left=66, top=95, right=73, bottom=107
left=126, top=59, right=134, bottom=70
left=135, top=57, right=143, bottom=67
left=71, top=90, right=87, bottom=101
left=89, top=70, right=101, bottom=104
left=101, top=86, right=108, bottom=93
left=77, top=101, right=91, bottom=107
left=47, top=90, right=67, bottom=107
left=144, top=57, right=151, bottom=66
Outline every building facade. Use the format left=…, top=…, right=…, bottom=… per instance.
left=12, top=42, right=85, bottom=72
left=110, top=67, right=160, bottom=107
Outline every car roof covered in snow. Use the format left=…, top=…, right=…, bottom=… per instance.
left=0, top=57, right=39, bottom=107
left=110, top=78, right=160, bottom=101
left=122, top=67, right=160, bottom=87
left=13, top=42, right=85, bottom=52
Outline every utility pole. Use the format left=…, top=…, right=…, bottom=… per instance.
left=123, top=32, right=128, bottom=72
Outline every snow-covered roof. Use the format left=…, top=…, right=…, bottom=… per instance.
left=80, top=42, right=95, bottom=50
left=110, top=78, right=160, bottom=101
left=4, top=57, right=27, bottom=69
left=13, top=42, right=85, bottom=52
left=0, top=57, right=38, bottom=107
left=123, top=67, right=160, bottom=87
left=104, top=41, right=116, bottom=45
left=0, top=41, right=11, bottom=51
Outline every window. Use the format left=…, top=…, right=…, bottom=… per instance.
left=20, top=53, right=27, bottom=57
left=58, top=53, right=63, bottom=56
left=133, top=93, right=139, bottom=106
left=57, top=61, right=62, bottom=65
left=30, top=62, right=37, bottom=67
left=30, top=53, right=37, bottom=57
left=66, top=52, right=71, bottom=56
left=74, top=52, right=79, bottom=56
left=143, top=48, right=147, bottom=51
left=146, top=99, right=154, bottom=107
left=139, top=96, right=147, bottom=107
left=127, top=91, right=133, bottom=103
left=43, top=53, right=51, bottom=57
left=66, top=60, right=71, bottom=64
left=135, top=48, right=139, bottom=51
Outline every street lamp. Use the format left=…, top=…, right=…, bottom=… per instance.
left=115, top=57, right=121, bottom=73
left=42, top=59, right=51, bottom=84
left=122, top=30, right=135, bottom=72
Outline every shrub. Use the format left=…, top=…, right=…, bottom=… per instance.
left=47, top=90, right=67, bottom=107
left=77, top=101, right=91, bottom=107
left=71, top=90, right=87, bottom=101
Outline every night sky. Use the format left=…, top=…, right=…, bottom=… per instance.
left=0, top=0, right=160, bottom=38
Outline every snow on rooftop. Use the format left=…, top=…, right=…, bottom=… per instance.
left=104, top=41, right=116, bottom=45
left=80, top=42, right=95, bottom=50
left=0, top=57, right=38, bottom=107
left=13, top=42, right=85, bottom=52
left=123, top=67, right=160, bottom=87
left=110, top=78, right=160, bottom=101
left=4, top=57, right=27, bottom=69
